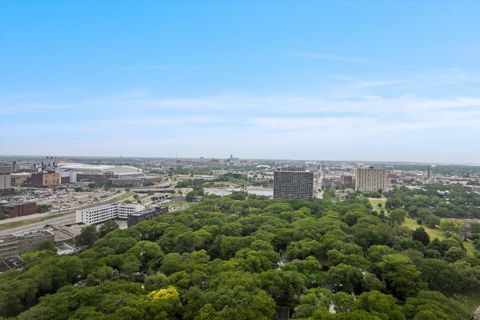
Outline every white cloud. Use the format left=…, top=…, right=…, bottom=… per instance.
left=2, top=70, right=480, bottom=162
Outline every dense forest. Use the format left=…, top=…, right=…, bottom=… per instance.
left=1, top=192, right=479, bottom=319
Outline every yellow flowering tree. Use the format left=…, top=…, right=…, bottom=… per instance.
left=148, top=286, right=179, bottom=300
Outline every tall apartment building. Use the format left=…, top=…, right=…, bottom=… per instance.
left=355, top=167, right=388, bottom=192
left=273, top=167, right=314, bottom=200
left=0, top=163, right=12, bottom=175
left=340, top=175, right=353, bottom=186
left=0, top=174, right=11, bottom=190
left=76, top=203, right=145, bottom=224
left=0, top=162, right=12, bottom=190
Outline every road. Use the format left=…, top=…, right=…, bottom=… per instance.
left=0, top=214, right=76, bottom=236
left=315, top=167, right=324, bottom=199
left=0, top=190, right=132, bottom=236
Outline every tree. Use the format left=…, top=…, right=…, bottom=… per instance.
left=412, top=227, right=430, bottom=246
left=197, top=272, right=276, bottom=320
left=389, top=208, right=407, bottom=225
left=98, top=220, right=119, bottom=238
left=284, top=256, right=325, bottom=286
left=404, top=291, right=470, bottom=320
left=440, top=219, right=462, bottom=235
left=75, top=225, right=98, bottom=247
left=379, top=254, right=424, bottom=300
left=37, top=204, right=52, bottom=213
left=424, top=214, right=440, bottom=228
left=259, top=270, right=307, bottom=308
left=327, top=263, right=362, bottom=293
left=6, top=194, right=480, bottom=320
left=417, top=258, right=460, bottom=293
left=386, top=197, right=402, bottom=210
left=471, top=222, right=480, bottom=234
left=354, top=290, right=404, bottom=320
left=444, top=246, right=465, bottom=262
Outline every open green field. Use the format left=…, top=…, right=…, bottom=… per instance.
left=402, top=217, right=475, bottom=257
left=403, top=217, right=445, bottom=240
left=368, top=197, right=387, bottom=213
left=464, top=241, right=476, bottom=258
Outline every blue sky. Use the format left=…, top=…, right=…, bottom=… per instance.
left=1, top=1, right=479, bottom=163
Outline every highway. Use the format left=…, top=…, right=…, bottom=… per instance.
left=0, top=190, right=132, bottom=236
left=0, top=214, right=76, bottom=236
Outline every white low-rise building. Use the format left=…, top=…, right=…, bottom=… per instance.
left=76, top=203, right=145, bottom=224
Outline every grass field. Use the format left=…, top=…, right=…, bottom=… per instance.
left=368, top=197, right=387, bottom=213
left=402, top=217, right=476, bottom=257
left=403, top=217, right=445, bottom=240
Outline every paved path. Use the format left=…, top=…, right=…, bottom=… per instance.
left=474, top=305, right=480, bottom=320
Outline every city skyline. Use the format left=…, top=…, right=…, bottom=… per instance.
left=1, top=1, right=480, bottom=163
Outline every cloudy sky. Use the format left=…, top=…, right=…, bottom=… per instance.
left=1, top=1, right=479, bottom=163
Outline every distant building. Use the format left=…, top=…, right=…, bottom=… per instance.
left=0, top=174, right=11, bottom=190
left=29, top=171, right=60, bottom=187
left=76, top=203, right=145, bottom=224
left=355, top=167, right=387, bottom=192
left=0, top=234, right=18, bottom=259
left=0, top=201, right=38, bottom=218
left=340, top=175, right=353, bottom=186
left=110, top=176, right=144, bottom=187
left=10, top=172, right=31, bottom=187
left=0, top=163, right=12, bottom=175
left=77, top=173, right=113, bottom=184
left=273, top=168, right=313, bottom=200
left=55, top=163, right=143, bottom=185
left=0, top=162, right=12, bottom=190
left=127, top=206, right=168, bottom=227
left=16, top=230, right=54, bottom=254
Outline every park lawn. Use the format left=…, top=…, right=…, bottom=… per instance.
left=464, top=241, right=476, bottom=257
left=403, top=217, right=476, bottom=257
left=402, top=217, right=446, bottom=240
left=368, top=197, right=387, bottom=213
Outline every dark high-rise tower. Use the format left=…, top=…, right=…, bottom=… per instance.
left=273, top=167, right=313, bottom=200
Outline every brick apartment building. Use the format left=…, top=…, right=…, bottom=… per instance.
left=0, top=202, right=38, bottom=218
left=29, top=171, right=60, bottom=187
